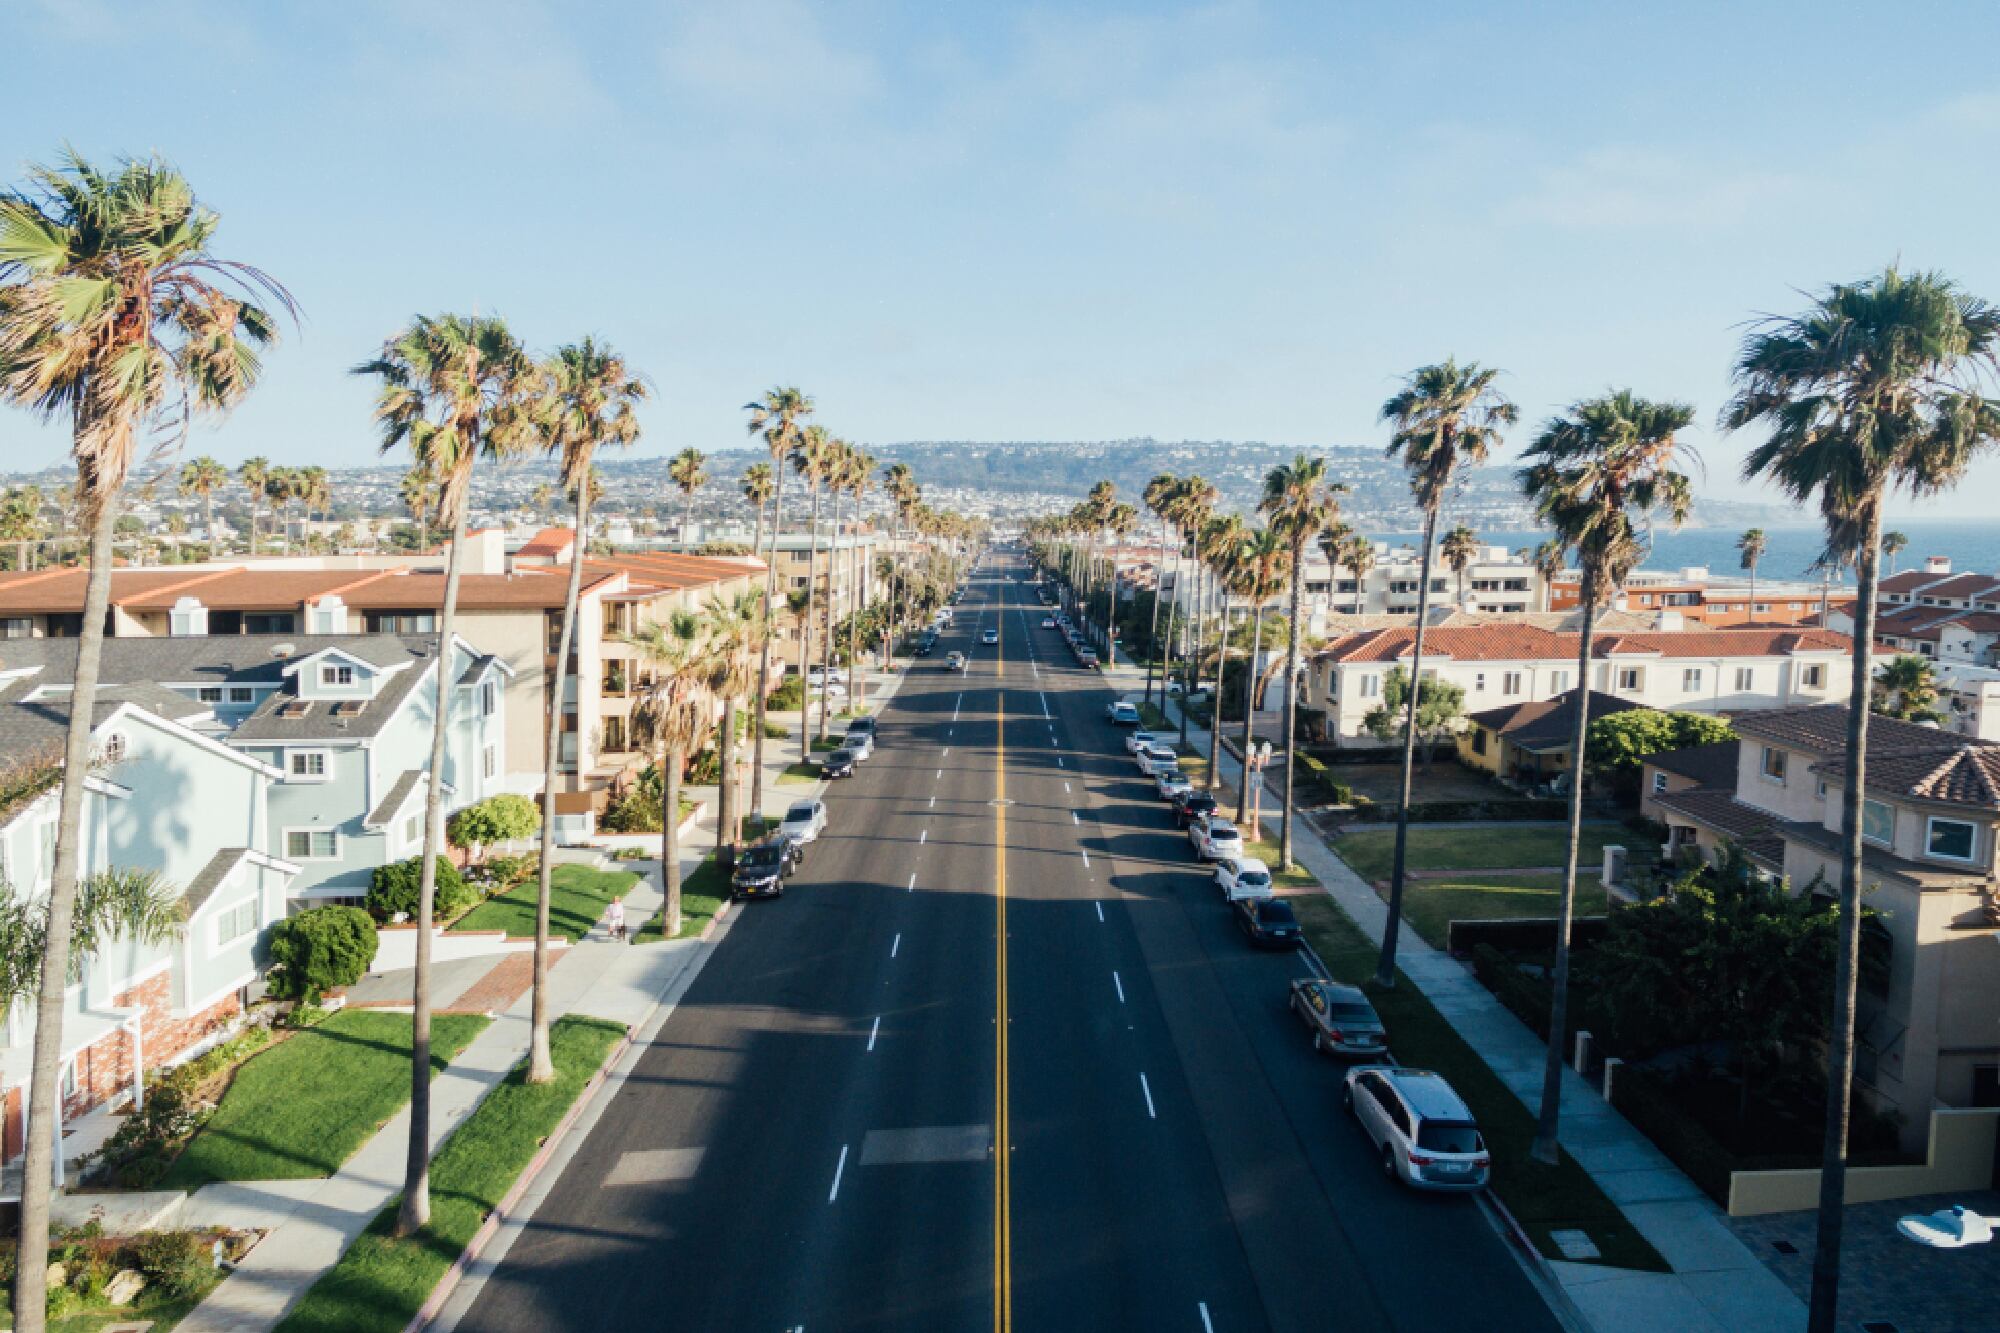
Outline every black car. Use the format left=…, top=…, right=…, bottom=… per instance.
left=1173, top=789, right=1218, bottom=829
left=914, top=634, right=938, bottom=657
left=1234, top=896, right=1301, bottom=948
left=822, top=747, right=857, bottom=778
left=731, top=837, right=802, bottom=899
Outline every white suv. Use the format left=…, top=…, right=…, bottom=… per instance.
left=1343, top=1067, right=1490, bottom=1191
left=1125, top=728, right=1161, bottom=755
left=1189, top=814, right=1243, bottom=862
left=1213, top=856, right=1273, bottom=901
left=1135, top=745, right=1181, bottom=778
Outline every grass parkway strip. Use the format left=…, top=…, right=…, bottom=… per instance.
left=272, top=1014, right=627, bottom=1333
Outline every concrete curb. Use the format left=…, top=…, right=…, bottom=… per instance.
left=1477, top=1191, right=1592, bottom=1333
left=405, top=1022, right=636, bottom=1333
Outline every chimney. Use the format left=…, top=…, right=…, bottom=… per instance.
left=168, top=595, right=209, bottom=637
left=1926, top=555, right=1953, bottom=574
left=308, top=594, right=349, bottom=634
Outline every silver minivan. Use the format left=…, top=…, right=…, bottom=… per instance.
left=1343, top=1066, right=1490, bottom=1190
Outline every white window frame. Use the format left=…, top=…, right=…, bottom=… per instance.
left=1503, top=672, right=1523, bottom=696
left=1925, top=816, right=1977, bottom=863
left=1861, top=798, right=1895, bottom=848
left=1803, top=664, right=1825, bottom=688
left=1760, top=746, right=1787, bottom=785
left=1651, top=771, right=1669, bottom=795
left=283, top=826, right=340, bottom=861
left=1473, top=673, right=1486, bottom=692
left=288, top=749, right=332, bottom=782
left=402, top=812, right=421, bottom=847
left=212, top=895, right=260, bottom=950
left=1618, top=667, right=1641, bottom=691
left=320, top=664, right=355, bottom=687
left=480, top=681, right=497, bottom=716
left=482, top=743, right=497, bottom=779
left=1735, top=667, right=1754, bottom=691
left=1683, top=668, right=1703, bottom=691
left=1548, top=670, right=1570, bottom=693
left=197, top=686, right=223, bottom=704
left=228, top=686, right=255, bottom=704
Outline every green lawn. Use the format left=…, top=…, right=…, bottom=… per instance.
left=275, top=1015, right=626, bottom=1333
left=777, top=760, right=823, bottom=786
left=636, top=853, right=729, bottom=942
left=1389, top=871, right=1608, bottom=952
left=1240, top=832, right=1320, bottom=892
left=160, top=1011, right=489, bottom=1189
left=1294, top=894, right=1667, bottom=1272
left=450, top=863, right=641, bottom=940
left=1331, top=823, right=1623, bottom=882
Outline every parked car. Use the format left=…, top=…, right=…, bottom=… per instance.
left=1078, top=650, right=1099, bottom=668
left=1135, top=744, right=1181, bottom=778
left=1232, top=895, right=1301, bottom=948
left=1041, top=616, right=1056, bottom=629
left=1189, top=814, right=1243, bottom=862
left=1343, top=1066, right=1490, bottom=1190
left=821, top=747, right=857, bottom=779
left=842, top=729, right=875, bottom=760
left=982, top=628, right=999, bottom=645
left=1172, top=789, right=1218, bottom=829
left=1106, top=701, right=1141, bottom=726
left=1213, top=856, right=1273, bottom=901
left=810, top=681, right=848, bottom=700
left=1290, top=980, right=1387, bottom=1058
left=1155, top=769, right=1193, bottom=802
left=807, top=665, right=847, bottom=685
left=731, top=836, right=802, bottom=899
left=946, top=651, right=968, bottom=671
left=780, top=800, right=828, bottom=843
left=913, top=636, right=936, bottom=657
left=846, top=716, right=878, bottom=739
left=1125, top=728, right=1160, bottom=753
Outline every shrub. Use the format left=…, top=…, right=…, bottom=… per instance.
left=478, top=853, right=536, bottom=890
left=1611, top=1066, right=1736, bottom=1205
left=446, top=794, right=539, bottom=853
left=599, top=784, right=662, bottom=833
left=267, top=906, right=377, bottom=1001
left=1469, top=944, right=1557, bottom=1040
left=135, top=1229, right=214, bottom=1299
left=366, top=855, right=474, bottom=923
left=89, top=1066, right=212, bottom=1188
left=766, top=676, right=804, bottom=711
left=280, top=1002, right=332, bottom=1030
left=685, top=749, right=722, bottom=785
left=762, top=721, right=791, bottom=738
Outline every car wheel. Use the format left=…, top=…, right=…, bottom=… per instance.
left=1382, top=1144, right=1398, bottom=1181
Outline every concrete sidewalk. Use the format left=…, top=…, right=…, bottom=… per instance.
left=1103, top=647, right=1807, bottom=1333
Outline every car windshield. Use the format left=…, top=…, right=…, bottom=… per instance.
left=742, top=846, right=783, bottom=869
left=786, top=805, right=814, bottom=822
left=1257, top=900, right=1297, bottom=924
left=1417, top=1122, right=1483, bottom=1154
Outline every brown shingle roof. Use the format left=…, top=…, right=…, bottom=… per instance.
left=1644, top=739, right=1741, bottom=788
left=1731, top=704, right=1964, bottom=756
left=1465, top=689, right=1646, bottom=752
left=1813, top=744, right=2000, bottom=810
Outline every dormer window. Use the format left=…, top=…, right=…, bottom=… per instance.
left=321, top=665, right=355, bottom=687
left=288, top=750, right=330, bottom=781
left=1926, top=817, right=1976, bottom=863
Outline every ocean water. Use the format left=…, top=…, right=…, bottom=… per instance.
left=1362, top=520, right=2000, bottom=587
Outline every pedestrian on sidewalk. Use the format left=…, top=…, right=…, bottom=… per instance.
left=606, top=895, right=626, bottom=943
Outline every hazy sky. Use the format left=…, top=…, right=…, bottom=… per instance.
left=7, top=0, right=2000, bottom=516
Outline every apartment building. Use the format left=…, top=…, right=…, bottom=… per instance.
left=1305, top=619, right=1852, bottom=746
left=1547, top=566, right=1827, bottom=627
left=757, top=532, right=884, bottom=672
left=1644, top=706, right=2000, bottom=1149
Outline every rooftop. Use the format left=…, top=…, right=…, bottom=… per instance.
left=1314, top=623, right=1850, bottom=666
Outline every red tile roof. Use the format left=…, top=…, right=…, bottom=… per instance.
left=516, top=527, right=576, bottom=558
left=1314, top=623, right=1850, bottom=665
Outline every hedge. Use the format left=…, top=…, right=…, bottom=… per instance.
left=1447, top=916, right=1611, bottom=958
left=1609, top=1064, right=1737, bottom=1205
left=1345, top=797, right=1578, bottom=825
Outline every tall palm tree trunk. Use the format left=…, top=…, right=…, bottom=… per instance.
left=14, top=497, right=117, bottom=1330
left=820, top=490, right=845, bottom=742
left=396, top=505, right=469, bottom=1235
left=1277, top=542, right=1306, bottom=868
left=527, top=486, right=592, bottom=1084
left=1531, top=565, right=1599, bottom=1162
left=1178, top=552, right=1199, bottom=749
left=662, top=743, right=685, bottom=935
left=204, top=492, right=216, bottom=554
left=1375, top=507, right=1440, bottom=988
left=1236, top=608, right=1266, bottom=824
left=716, top=701, right=738, bottom=854
left=849, top=540, right=865, bottom=715
left=1810, top=505, right=1884, bottom=1332
left=750, top=471, right=787, bottom=823
left=1143, top=515, right=1169, bottom=705
left=1206, top=585, right=1228, bottom=791
left=803, top=481, right=824, bottom=742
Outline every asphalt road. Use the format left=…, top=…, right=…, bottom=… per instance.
left=452, top=553, right=1559, bottom=1333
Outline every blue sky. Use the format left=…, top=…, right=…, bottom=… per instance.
left=8, top=0, right=2000, bottom=515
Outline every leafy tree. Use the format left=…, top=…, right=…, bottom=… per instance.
left=267, top=906, right=378, bottom=1002
left=445, top=794, right=541, bottom=858
left=1871, top=654, right=1945, bottom=723
left=1586, top=710, right=1737, bottom=774
left=1362, top=666, right=1465, bottom=762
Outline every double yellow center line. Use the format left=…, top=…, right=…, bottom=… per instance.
left=992, top=606, right=1013, bottom=1333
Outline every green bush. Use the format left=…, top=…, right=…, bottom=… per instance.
left=134, top=1229, right=215, bottom=1299
left=280, top=1002, right=332, bottom=1030
left=89, top=1065, right=212, bottom=1188
left=1469, top=944, right=1559, bottom=1041
left=762, top=720, right=791, bottom=738
left=365, top=855, right=475, bottom=923
left=685, top=748, right=722, bottom=785
left=446, top=794, right=540, bottom=852
left=766, top=676, right=805, bottom=711
left=267, top=906, right=378, bottom=1001
left=599, top=784, right=662, bottom=833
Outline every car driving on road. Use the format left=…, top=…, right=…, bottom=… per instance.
left=841, top=729, right=874, bottom=760
left=731, top=836, right=802, bottom=899
left=1189, top=813, right=1243, bottom=862
left=1232, top=894, right=1301, bottom=948
left=946, top=651, right=967, bottom=671
left=780, top=800, right=828, bottom=843
left=982, top=628, right=999, bottom=645
left=1289, top=979, right=1387, bottom=1058
left=1041, top=616, right=1056, bottom=629
left=1344, top=1066, right=1490, bottom=1190
left=1213, top=856, right=1273, bottom=901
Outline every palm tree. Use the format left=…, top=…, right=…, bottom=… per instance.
left=1872, top=653, right=1945, bottom=723
left=1259, top=456, right=1345, bottom=868
left=1167, top=477, right=1217, bottom=746
left=1142, top=473, right=1180, bottom=704
left=399, top=465, right=437, bottom=550
left=1881, top=529, right=1908, bottom=574
left=0, top=151, right=289, bottom=1329
left=1198, top=513, right=1249, bottom=790
left=1375, top=360, right=1517, bottom=989
left=525, top=338, right=645, bottom=1083
left=1737, top=528, right=1767, bottom=622
left=530, top=481, right=556, bottom=523
left=669, top=446, right=708, bottom=539
left=1441, top=524, right=1479, bottom=606
left=1230, top=527, right=1291, bottom=829
left=1, top=485, right=44, bottom=571
left=354, top=312, right=535, bottom=1234
left=744, top=387, right=813, bottom=819
left=843, top=447, right=877, bottom=716
left=1723, top=267, right=2000, bottom=1333
left=624, top=611, right=711, bottom=935
left=1329, top=528, right=1375, bottom=612
left=742, top=461, right=774, bottom=570
left=703, top=589, right=766, bottom=849
left=177, top=456, right=229, bottom=551
left=1529, top=538, right=1566, bottom=611
left=791, top=425, right=835, bottom=742
left=881, top=462, right=919, bottom=652
left=1520, top=389, right=1696, bottom=1168
left=238, top=456, right=270, bottom=555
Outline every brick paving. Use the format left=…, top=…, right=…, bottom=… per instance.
left=441, top=950, right=543, bottom=1016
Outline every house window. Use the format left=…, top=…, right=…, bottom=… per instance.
left=403, top=812, right=421, bottom=844
left=197, top=686, right=223, bottom=703
left=1503, top=672, right=1523, bottom=696
left=228, top=686, right=255, bottom=704
left=1548, top=670, right=1569, bottom=692
left=1617, top=668, right=1641, bottom=691
left=1862, top=799, right=1894, bottom=847
left=1360, top=674, right=1381, bottom=698
left=482, top=744, right=497, bottom=779
left=321, top=664, right=354, bottom=687
left=480, top=681, right=497, bottom=716
left=1926, top=817, right=1976, bottom=862
left=214, top=897, right=260, bottom=948
left=289, top=751, right=329, bottom=780
left=1, top=618, right=32, bottom=639
left=1760, top=747, right=1787, bottom=784
left=284, top=828, right=339, bottom=860
left=1474, top=673, right=1486, bottom=692
left=100, top=732, right=126, bottom=764
left=1803, top=664, right=1825, bottom=688
left=1816, top=778, right=1828, bottom=799
left=1735, top=667, right=1754, bottom=691
left=1682, top=668, right=1703, bottom=691
left=1754, top=603, right=1771, bottom=614
left=1651, top=771, right=1669, bottom=795
left=1471, top=729, right=1488, bottom=755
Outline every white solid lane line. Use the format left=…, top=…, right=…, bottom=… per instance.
left=891, top=932, right=902, bottom=957
left=1112, top=971, right=1125, bottom=1004
left=867, top=1016, right=881, bottom=1052
left=1095, top=902, right=1104, bottom=922
left=907, top=872, right=916, bottom=892
left=1200, top=1303, right=1214, bottom=1333
left=953, top=694, right=963, bottom=722
left=1140, top=1073, right=1157, bottom=1119
left=829, top=1144, right=849, bottom=1202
